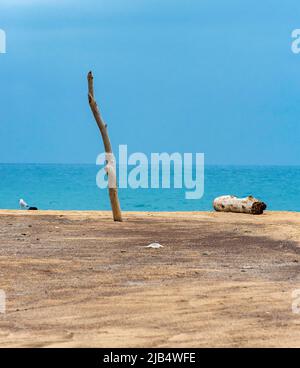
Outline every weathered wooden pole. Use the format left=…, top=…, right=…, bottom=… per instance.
left=213, top=195, right=267, bottom=215
left=87, top=71, right=123, bottom=222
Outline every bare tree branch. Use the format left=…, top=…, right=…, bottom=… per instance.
left=87, top=71, right=123, bottom=222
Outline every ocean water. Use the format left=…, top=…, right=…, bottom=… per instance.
left=0, top=164, right=299, bottom=211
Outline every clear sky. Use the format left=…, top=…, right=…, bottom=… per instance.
left=0, top=0, right=299, bottom=164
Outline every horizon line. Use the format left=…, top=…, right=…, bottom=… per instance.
left=1, top=162, right=300, bottom=167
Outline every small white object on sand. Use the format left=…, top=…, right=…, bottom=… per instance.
left=19, top=198, right=38, bottom=211
left=144, top=242, right=164, bottom=249
left=19, top=199, right=29, bottom=209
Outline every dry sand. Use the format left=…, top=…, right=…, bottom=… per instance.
left=0, top=210, right=300, bottom=347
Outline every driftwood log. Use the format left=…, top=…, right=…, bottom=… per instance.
left=213, top=195, right=267, bottom=215
left=87, top=71, right=123, bottom=222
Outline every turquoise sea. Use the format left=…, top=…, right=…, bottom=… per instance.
left=0, top=164, right=299, bottom=211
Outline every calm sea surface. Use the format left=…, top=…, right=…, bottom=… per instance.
left=0, top=164, right=299, bottom=211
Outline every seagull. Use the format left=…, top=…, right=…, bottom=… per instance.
left=19, top=199, right=29, bottom=209
left=19, top=199, right=38, bottom=211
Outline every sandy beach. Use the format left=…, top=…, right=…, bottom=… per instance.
left=0, top=210, right=300, bottom=347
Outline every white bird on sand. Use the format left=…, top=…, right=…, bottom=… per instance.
left=19, top=198, right=29, bottom=209
left=19, top=199, right=38, bottom=211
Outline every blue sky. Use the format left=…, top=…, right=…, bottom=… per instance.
left=0, top=0, right=299, bottom=164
